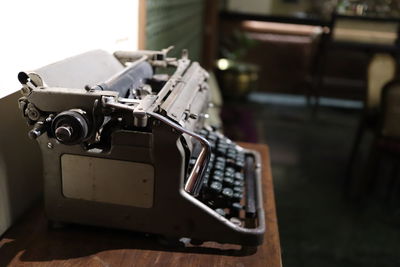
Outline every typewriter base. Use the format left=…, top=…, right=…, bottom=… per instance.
left=47, top=219, right=258, bottom=254
left=0, top=143, right=280, bottom=267
left=36, top=120, right=264, bottom=247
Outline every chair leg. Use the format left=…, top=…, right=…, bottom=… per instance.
left=345, top=117, right=367, bottom=196
left=386, top=157, right=400, bottom=208
left=392, top=162, right=400, bottom=211
left=364, top=141, right=381, bottom=196
left=309, top=36, right=327, bottom=118
left=305, top=85, right=312, bottom=107
left=311, top=95, right=320, bottom=119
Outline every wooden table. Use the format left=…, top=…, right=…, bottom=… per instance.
left=0, top=143, right=281, bottom=267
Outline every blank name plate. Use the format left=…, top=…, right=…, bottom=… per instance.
left=61, top=154, right=154, bottom=208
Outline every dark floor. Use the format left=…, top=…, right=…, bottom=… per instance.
left=223, top=94, right=400, bottom=267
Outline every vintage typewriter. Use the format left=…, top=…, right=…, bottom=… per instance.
left=18, top=48, right=265, bottom=248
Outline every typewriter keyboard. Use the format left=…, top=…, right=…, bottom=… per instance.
left=189, top=128, right=257, bottom=227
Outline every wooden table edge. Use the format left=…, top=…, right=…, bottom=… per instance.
left=0, top=142, right=282, bottom=267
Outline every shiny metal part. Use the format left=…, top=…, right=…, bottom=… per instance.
left=148, top=112, right=210, bottom=196
left=55, top=125, right=73, bottom=142
left=28, top=120, right=46, bottom=139
left=25, top=103, right=40, bottom=121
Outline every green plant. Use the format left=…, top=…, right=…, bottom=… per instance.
left=220, top=30, right=259, bottom=61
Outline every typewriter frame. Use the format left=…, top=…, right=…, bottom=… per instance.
left=18, top=49, right=265, bottom=246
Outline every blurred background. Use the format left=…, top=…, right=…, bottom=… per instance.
left=1, top=0, right=400, bottom=266
left=154, top=0, right=400, bottom=266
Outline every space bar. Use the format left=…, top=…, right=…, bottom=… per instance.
left=245, top=155, right=257, bottom=218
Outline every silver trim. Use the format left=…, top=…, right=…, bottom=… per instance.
left=148, top=112, right=211, bottom=196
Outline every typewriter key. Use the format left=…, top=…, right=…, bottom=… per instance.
left=222, top=188, right=234, bottom=198
left=211, top=174, right=223, bottom=183
left=213, top=170, right=224, bottom=177
left=224, top=171, right=234, bottom=179
left=223, top=177, right=234, bottom=186
left=234, top=172, right=245, bottom=181
left=233, top=192, right=243, bottom=200
left=233, top=186, right=244, bottom=193
left=210, top=181, right=222, bottom=193
left=234, top=180, right=245, bottom=187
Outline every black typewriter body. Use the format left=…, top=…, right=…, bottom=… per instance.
left=18, top=48, right=265, bottom=248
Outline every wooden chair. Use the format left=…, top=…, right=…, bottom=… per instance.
left=347, top=80, right=400, bottom=202
left=312, top=13, right=400, bottom=109
left=370, top=80, right=400, bottom=205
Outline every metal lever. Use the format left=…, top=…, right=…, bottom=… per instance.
left=147, top=112, right=211, bottom=196
left=102, top=99, right=211, bottom=196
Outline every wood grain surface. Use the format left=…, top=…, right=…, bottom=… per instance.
left=0, top=143, right=281, bottom=267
